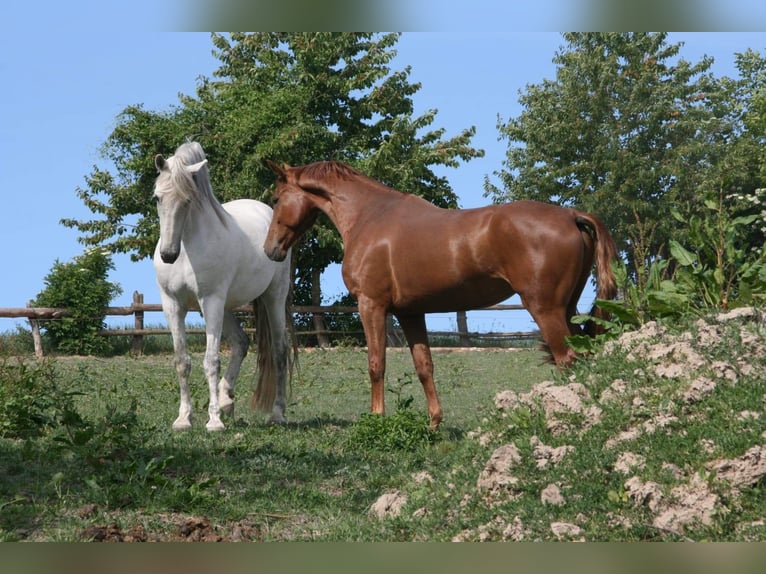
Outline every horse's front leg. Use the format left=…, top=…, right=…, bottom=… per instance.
left=162, top=297, right=192, bottom=431
left=200, top=299, right=226, bottom=432
left=397, top=313, right=443, bottom=429
left=358, top=297, right=388, bottom=416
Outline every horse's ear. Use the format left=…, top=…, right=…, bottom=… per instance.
left=185, top=159, right=208, bottom=175
left=265, top=159, right=289, bottom=181
left=155, top=154, right=167, bottom=172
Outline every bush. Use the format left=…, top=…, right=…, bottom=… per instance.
left=0, top=359, right=62, bottom=438
left=0, top=326, right=36, bottom=356
left=568, top=188, right=766, bottom=355
left=667, top=188, right=766, bottom=311
left=33, top=248, right=121, bottom=355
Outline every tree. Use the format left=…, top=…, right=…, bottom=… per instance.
left=485, top=33, right=719, bottom=285
left=721, top=49, right=766, bottom=255
left=62, top=33, right=483, bottom=310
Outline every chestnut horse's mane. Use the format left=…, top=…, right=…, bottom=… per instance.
left=299, top=161, right=363, bottom=181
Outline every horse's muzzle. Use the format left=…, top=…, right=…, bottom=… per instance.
left=265, top=245, right=287, bottom=262
left=160, top=250, right=179, bottom=264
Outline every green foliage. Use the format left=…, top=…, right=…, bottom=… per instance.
left=0, top=326, right=36, bottom=356
left=566, top=297, right=641, bottom=354
left=0, top=359, right=62, bottom=438
left=567, top=256, right=678, bottom=353
left=667, top=188, right=766, bottom=311
left=568, top=185, right=766, bottom=355
left=33, top=249, right=122, bottom=355
left=51, top=399, right=176, bottom=506
left=348, top=396, right=437, bottom=453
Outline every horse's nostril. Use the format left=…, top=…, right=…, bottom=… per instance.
left=161, top=251, right=178, bottom=264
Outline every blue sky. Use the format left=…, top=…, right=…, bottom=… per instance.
left=1, top=24, right=765, bottom=334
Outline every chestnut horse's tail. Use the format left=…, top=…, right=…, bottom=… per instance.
left=574, top=212, right=618, bottom=335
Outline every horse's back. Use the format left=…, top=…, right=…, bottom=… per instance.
left=223, top=199, right=274, bottom=235
left=343, top=198, right=594, bottom=313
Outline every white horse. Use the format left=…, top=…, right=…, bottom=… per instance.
left=153, top=141, right=293, bottom=431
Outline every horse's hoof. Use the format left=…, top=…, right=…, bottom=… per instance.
left=172, top=420, right=192, bottom=431
left=268, top=414, right=287, bottom=425
left=220, top=402, right=234, bottom=417
left=206, top=420, right=226, bottom=432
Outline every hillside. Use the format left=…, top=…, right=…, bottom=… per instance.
left=437, top=307, right=765, bottom=541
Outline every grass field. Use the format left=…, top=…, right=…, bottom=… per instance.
left=0, top=347, right=554, bottom=541
left=1, top=309, right=764, bottom=542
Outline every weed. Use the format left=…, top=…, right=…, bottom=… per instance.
left=347, top=396, right=437, bottom=453
left=0, top=359, right=63, bottom=438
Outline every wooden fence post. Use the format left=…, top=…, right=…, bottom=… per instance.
left=311, top=270, right=330, bottom=348
left=131, top=291, right=144, bottom=356
left=28, top=301, right=44, bottom=359
left=385, top=314, right=406, bottom=347
left=456, top=310, right=472, bottom=347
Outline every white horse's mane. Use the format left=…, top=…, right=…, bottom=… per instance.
left=158, top=141, right=229, bottom=227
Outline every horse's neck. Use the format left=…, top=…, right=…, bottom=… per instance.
left=186, top=197, right=231, bottom=243
left=321, top=180, right=395, bottom=239
left=318, top=182, right=379, bottom=243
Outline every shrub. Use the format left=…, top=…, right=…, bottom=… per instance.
left=0, top=325, right=37, bottom=356
left=667, top=188, right=766, bottom=311
left=568, top=188, right=766, bottom=355
left=0, top=359, right=62, bottom=438
left=33, top=248, right=122, bottom=355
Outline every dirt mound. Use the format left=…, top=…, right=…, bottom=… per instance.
left=369, top=490, right=409, bottom=519
left=476, top=444, right=522, bottom=493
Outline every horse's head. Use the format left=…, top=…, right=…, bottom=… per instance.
left=153, top=153, right=208, bottom=264
left=263, top=160, right=321, bottom=262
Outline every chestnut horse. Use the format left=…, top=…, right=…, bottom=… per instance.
left=264, top=160, right=617, bottom=428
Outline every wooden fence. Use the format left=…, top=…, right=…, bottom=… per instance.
left=0, top=291, right=536, bottom=357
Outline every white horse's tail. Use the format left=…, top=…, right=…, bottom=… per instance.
left=250, top=296, right=296, bottom=413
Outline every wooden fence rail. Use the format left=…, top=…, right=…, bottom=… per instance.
left=1, top=291, right=535, bottom=357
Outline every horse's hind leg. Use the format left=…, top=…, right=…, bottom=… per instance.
left=522, top=296, right=578, bottom=367
left=218, top=311, right=249, bottom=417
left=261, top=292, right=290, bottom=424
left=397, top=314, right=444, bottom=429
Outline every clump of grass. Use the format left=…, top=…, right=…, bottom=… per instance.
left=347, top=396, right=438, bottom=453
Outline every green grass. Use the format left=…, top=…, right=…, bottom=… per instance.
left=0, top=347, right=552, bottom=541
left=1, top=311, right=764, bottom=542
